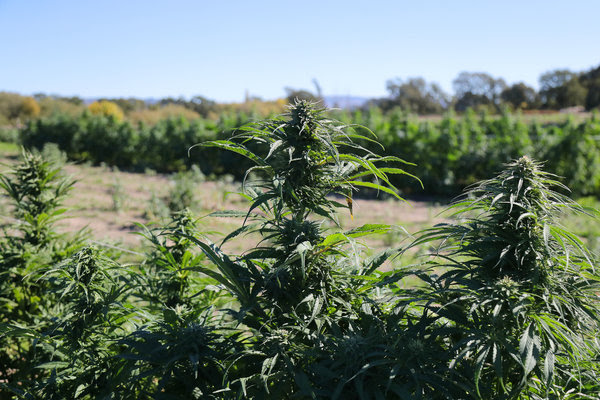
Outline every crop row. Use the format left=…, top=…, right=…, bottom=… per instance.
left=19, top=109, right=600, bottom=197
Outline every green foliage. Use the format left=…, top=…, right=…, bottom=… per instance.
left=539, top=69, right=588, bottom=109
left=501, top=82, right=539, bottom=110
left=25, top=247, right=134, bottom=399
left=2, top=104, right=599, bottom=400
left=167, top=165, right=205, bottom=213
left=0, top=150, right=86, bottom=389
left=118, top=305, right=234, bottom=399
left=340, top=108, right=600, bottom=196
left=540, top=116, right=600, bottom=197
left=19, top=109, right=600, bottom=198
left=0, top=126, right=18, bottom=143
left=410, top=156, right=600, bottom=398
left=453, top=72, right=507, bottom=112
left=19, top=113, right=247, bottom=175
left=136, top=210, right=212, bottom=309
left=384, top=77, right=449, bottom=114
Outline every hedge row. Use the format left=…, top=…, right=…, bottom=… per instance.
left=19, top=109, right=600, bottom=197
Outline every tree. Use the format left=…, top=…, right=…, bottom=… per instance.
left=539, top=69, right=587, bottom=109
left=580, top=65, right=600, bottom=110
left=384, top=77, right=449, bottom=114
left=0, top=92, right=41, bottom=123
left=98, top=97, right=146, bottom=114
left=88, top=100, right=125, bottom=120
left=188, top=95, right=217, bottom=117
left=19, top=97, right=41, bottom=118
left=453, top=92, right=493, bottom=112
left=584, top=81, right=600, bottom=110
left=452, top=72, right=506, bottom=111
left=62, top=96, right=84, bottom=106
left=158, top=95, right=216, bottom=118
left=500, top=82, right=538, bottom=109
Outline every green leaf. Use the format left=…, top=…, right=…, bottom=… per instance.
left=306, top=294, right=322, bottom=327
left=294, top=371, right=316, bottom=398
left=474, top=345, right=491, bottom=398
left=543, top=349, right=555, bottom=389
left=207, top=210, right=253, bottom=218
left=346, top=180, right=403, bottom=201
left=35, top=361, right=69, bottom=369
left=519, top=324, right=539, bottom=376
left=265, top=139, right=284, bottom=160
left=361, top=248, right=397, bottom=275
left=345, top=224, right=391, bottom=238
left=197, top=140, right=266, bottom=166
left=74, top=383, right=87, bottom=398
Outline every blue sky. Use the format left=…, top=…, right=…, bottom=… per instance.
left=1, top=0, right=599, bottom=102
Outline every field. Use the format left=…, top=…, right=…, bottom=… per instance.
left=0, top=143, right=446, bottom=260
left=1, top=103, right=600, bottom=399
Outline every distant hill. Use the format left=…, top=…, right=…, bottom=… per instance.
left=82, top=97, right=161, bottom=105
left=323, top=95, right=370, bottom=109
left=81, top=96, right=372, bottom=109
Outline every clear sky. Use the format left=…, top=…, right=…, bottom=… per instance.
left=1, top=0, right=599, bottom=102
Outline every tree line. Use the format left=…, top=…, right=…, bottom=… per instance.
left=373, top=65, right=600, bottom=114
left=2, top=64, right=599, bottom=129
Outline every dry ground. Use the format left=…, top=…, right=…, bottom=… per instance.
left=0, top=144, right=448, bottom=260
left=57, top=162, right=446, bottom=255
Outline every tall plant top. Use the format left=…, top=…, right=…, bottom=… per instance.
left=468, top=156, right=572, bottom=225
left=0, top=150, right=73, bottom=220
left=427, top=156, right=593, bottom=284
left=199, top=100, right=419, bottom=223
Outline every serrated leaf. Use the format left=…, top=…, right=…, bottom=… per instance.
left=35, top=361, right=69, bottom=369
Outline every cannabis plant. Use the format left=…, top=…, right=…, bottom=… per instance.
left=136, top=210, right=214, bottom=309
left=196, top=101, right=413, bottom=316
left=191, top=100, right=420, bottom=397
left=117, top=304, right=235, bottom=399
left=412, top=156, right=600, bottom=398
left=0, top=149, right=85, bottom=388
left=167, top=165, right=205, bottom=213
left=9, top=104, right=599, bottom=400
left=25, top=247, right=135, bottom=399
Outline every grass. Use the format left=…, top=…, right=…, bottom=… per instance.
left=0, top=141, right=19, bottom=156
left=563, top=196, right=600, bottom=256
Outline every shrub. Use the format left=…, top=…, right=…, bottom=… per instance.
left=167, top=165, right=205, bottom=213
left=19, top=97, right=40, bottom=119
left=87, top=100, right=125, bottom=121
left=18, top=109, right=600, bottom=197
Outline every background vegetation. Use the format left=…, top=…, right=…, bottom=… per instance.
left=9, top=108, right=600, bottom=200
